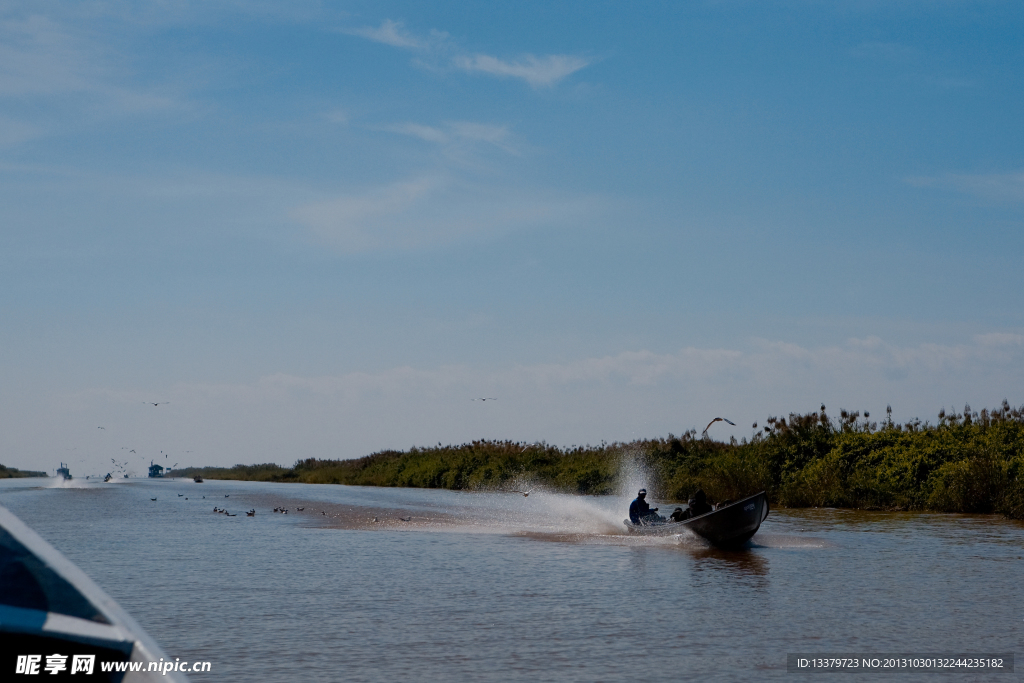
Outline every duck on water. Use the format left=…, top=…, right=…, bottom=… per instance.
left=624, top=488, right=769, bottom=548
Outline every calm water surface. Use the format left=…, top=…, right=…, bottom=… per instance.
left=1, top=478, right=1021, bottom=682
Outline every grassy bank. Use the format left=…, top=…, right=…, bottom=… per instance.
left=0, top=464, right=47, bottom=478
left=174, top=402, right=1024, bottom=519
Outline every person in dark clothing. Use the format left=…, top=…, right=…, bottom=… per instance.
left=628, top=488, right=663, bottom=524
left=687, top=489, right=713, bottom=517
left=669, top=507, right=688, bottom=522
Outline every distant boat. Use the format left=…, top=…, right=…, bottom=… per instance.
left=103, top=473, right=112, bottom=482
left=193, top=476, right=203, bottom=483
left=148, top=462, right=164, bottom=478
left=0, top=504, right=189, bottom=681
left=56, top=463, right=72, bottom=480
left=623, top=491, right=769, bottom=548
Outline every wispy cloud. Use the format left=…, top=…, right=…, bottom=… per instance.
left=906, top=171, right=1024, bottom=202
left=373, top=120, right=518, bottom=154
left=342, top=18, right=590, bottom=87
left=452, top=54, right=590, bottom=88
left=290, top=174, right=597, bottom=252
left=341, top=19, right=434, bottom=50
left=323, top=109, right=349, bottom=125
left=377, top=122, right=450, bottom=144
left=0, top=13, right=179, bottom=119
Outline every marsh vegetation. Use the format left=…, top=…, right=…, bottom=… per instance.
left=0, top=464, right=47, bottom=478
left=174, top=402, right=1024, bottom=519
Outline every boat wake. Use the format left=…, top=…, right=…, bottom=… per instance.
left=239, top=452, right=768, bottom=550
left=43, top=477, right=94, bottom=490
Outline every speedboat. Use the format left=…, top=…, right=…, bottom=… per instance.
left=0, top=504, right=189, bottom=681
left=623, top=491, right=769, bottom=548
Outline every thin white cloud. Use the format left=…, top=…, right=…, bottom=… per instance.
left=0, top=14, right=179, bottom=114
left=323, top=109, right=349, bottom=125
left=448, top=121, right=509, bottom=145
left=291, top=174, right=597, bottom=252
left=906, top=171, right=1024, bottom=202
left=373, top=120, right=517, bottom=154
left=342, top=18, right=590, bottom=87
left=453, top=53, right=590, bottom=87
left=376, top=122, right=450, bottom=144
left=341, top=19, right=427, bottom=49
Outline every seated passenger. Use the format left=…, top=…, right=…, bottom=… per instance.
left=687, top=489, right=713, bottom=517
left=628, top=488, right=664, bottom=524
left=669, top=507, right=689, bottom=522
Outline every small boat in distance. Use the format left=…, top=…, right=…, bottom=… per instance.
left=623, top=491, right=769, bottom=548
left=56, top=462, right=72, bottom=480
left=104, top=473, right=113, bottom=482
left=193, top=475, right=203, bottom=483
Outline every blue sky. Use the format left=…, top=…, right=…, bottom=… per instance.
left=2, top=1, right=1023, bottom=475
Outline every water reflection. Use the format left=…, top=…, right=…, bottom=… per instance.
left=686, top=547, right=770, bottom=578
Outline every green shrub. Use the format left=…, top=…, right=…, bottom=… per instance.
left=176, top=403, right=1024, bottom=519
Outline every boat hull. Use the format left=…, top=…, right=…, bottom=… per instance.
left=623, top=491, right=769, bottom=548
left=0, top=505, right=189, bottom=681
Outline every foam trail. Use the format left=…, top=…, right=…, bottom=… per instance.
left=44, top=477, right=94, bottom=489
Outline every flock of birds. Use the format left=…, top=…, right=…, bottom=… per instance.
left=59, top=401, right=199, bottom=479
left=146, top=494, right=430, bottom=525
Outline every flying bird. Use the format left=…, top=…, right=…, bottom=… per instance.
left=97, top=427, right=105, bottom=430
left=472, top=398, right=497, bottom=401
left=143, top=402, right=169, bottom=407
left=702, top=417, right=736, bottom=436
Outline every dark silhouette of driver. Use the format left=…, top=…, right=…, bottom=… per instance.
left=628, top=488, right=663, bottom=524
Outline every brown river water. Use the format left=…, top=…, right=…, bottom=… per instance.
left=1, top=477, right=1021, bottom=682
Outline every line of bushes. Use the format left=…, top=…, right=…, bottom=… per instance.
left=173, top=401, right=1024, bottom=519
left=0, top=464, right=47, bottom=478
